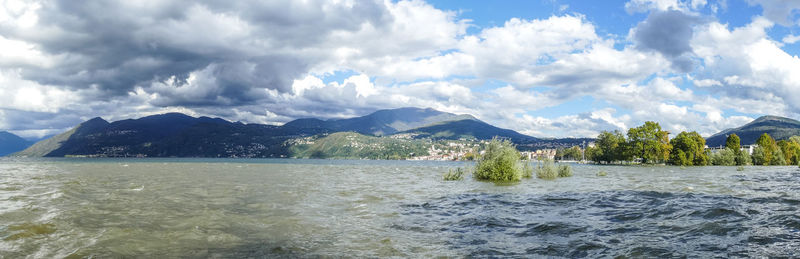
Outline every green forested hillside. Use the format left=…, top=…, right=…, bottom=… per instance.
left=288, top=132, right=431, bottom=159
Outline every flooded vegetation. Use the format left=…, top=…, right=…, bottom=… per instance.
left=1, top=158, right=800, bottom=257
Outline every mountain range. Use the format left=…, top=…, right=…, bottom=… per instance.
left=705, top=115, right=800, bottom=147
left=0, top=131, right=32, bottom=156
left=13, top=107, right=565, bottom=158
left=11, top=109, right=800, bottom=158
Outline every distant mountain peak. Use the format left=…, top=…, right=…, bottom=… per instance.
left=84, top=117, right=108, bottom=124
left=750, top=115, right=799, bottom=124
left=706, top=115, right=800, bottom=146
left=282, top=107, right=479, bottom=136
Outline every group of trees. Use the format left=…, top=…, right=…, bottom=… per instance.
left=555, top=146, right=582, bottom=160
left=708, top=133, right=800, bottom=166
left=585, top=121, right=676, bottom=165
left=584, top=121, right=800, bottom=166
left=708, top=133, right=750, bottom=166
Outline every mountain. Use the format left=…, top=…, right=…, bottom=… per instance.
left=14, top=113, right=299, bottom=157
left=284, top=107, right=476, bottom=136
left=0, top=131, right=32, bottom=156
left=396, top=119, right=536, bottom=142
left=705, top=115, right=800, bottom=147
left=16, top=107, right=588, bottom=158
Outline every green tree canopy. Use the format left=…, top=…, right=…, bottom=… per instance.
left=627, top=121, right=671, bottom=164
left=771, top=148, right=787, bottom=165
left=777, top=139, right=800, bottom=165
left=595, top=130, right=628, bottom=164
left=752, top=147, right=767, bottom=165
left=585, top=145, right=601, bottom=163
left=726, top=134, right=741, bottom=153
left=755, top=133, right=777, bottom=165
left=669, top=131, right=708, bottom=166
left=561, top=146, right=582, bottom=160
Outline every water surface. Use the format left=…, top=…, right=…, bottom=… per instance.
left=1, top=158, right=799, bottom=257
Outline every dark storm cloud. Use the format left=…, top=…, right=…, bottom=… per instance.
left=0, top=0, right=389, bottom=105
left=633, top=10, right=701, bottom=72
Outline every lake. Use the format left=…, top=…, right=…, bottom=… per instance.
left=1, top=158, right=799, bottom=257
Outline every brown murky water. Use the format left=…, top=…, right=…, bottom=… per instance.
left=1, top=158, right=799, bottom=257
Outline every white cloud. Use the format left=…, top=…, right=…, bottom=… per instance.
left=692, top=78, right=722, bottom=87
left=692, top=17, right=800, bottom=113
left=0, top=69, right=80, bottom=113
left=747, top=0, right=800, bottom=26
left=782, top=34, right=800, bottom=44
left=625, top=0, right=686, bottom=13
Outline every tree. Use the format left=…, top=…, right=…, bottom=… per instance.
left=778, top=139, right=800, bottom=165
left=690, top=132, right=709, bottom=166
left=752, top=146, right=767, bottom=165
left=627, top=121, right=670, bottom=164
left=669, top=131, right=707, bottom=166
left=671, top=149, right=690, bottom=166
left=726, top=134, right=741, bottom=153
left=561, top=146, right=582, bottom=160
left=790, top=135, right=800, bottom=145
left=755, top=133, right=777, bottom=165
left=595, top=130, right=628, bottom=164
left=585, top=145, right=601, bottom=163
left=771, top=148, right=787, bottom=165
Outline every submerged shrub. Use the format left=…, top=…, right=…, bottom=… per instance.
left=535, top=159, right=558, bottom=180
left=473, top=138, right=524, bottom=182
left=736, top=166, right=745, bottom=171
left=558, top=164, right=573, bottom=177
left=752, top=147, right=767, bottom=165
left=536, top=159, right=573, bottom=179
left=596, top=171, right=608, bottom=176
left=710, top=148, right=736, bottom=166
left=735, top=151, right=751, bottom=166
left=521, top=162, right=533, bottom=178
left=443, top=168, right=465, bottom=181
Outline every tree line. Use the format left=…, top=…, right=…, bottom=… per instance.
left=582, top=121, right=800, bottom=166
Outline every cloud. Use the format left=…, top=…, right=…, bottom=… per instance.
left=692, top=17, right=800, bottom=114
left=747, top=0, right=800, bottom=26
left=0, top=0, right=399, bottom=100
left=632, top=10, right=702, bottom=72
left=783, top=34, right=800, bottom=44
left=0, top=0, right=797, bottom=141
left=625, top=0, right=686, bottom=13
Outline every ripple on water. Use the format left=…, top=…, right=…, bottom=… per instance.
left=3, top=223, right=56, bottom=241
left=393, top=190, right=800, bottom=257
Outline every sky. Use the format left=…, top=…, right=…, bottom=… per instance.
left=2, top=0, right=800, bottom=140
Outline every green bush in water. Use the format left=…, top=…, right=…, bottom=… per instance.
left=473, top=138, right=524, bottom=181
left=558, top=164, right=573, bottom=177
left=596, top=171, right=608, bottom=176
left=443, top=168, right=464, bottom=181
left=771, top=148, right=787, bottom=165
left=521, top=162, right=533, bottom=178
left=710, top=148, right=736, bottom=166
left=736, top=166, right=745, bottom=171
left=536, top=159, right=558, bottom=180
left=735, top=151, right=751, bottom=166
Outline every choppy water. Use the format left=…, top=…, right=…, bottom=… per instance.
left=1, top=158, right=799, bottom=257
